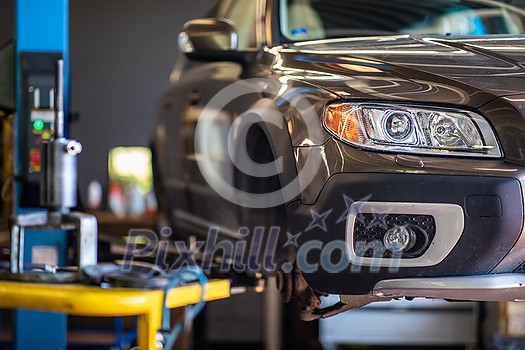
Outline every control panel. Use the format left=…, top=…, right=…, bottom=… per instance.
left=19, top=52, right=61, bottom=207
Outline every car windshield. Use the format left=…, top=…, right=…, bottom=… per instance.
left=279, top=0, right=525, bottom=42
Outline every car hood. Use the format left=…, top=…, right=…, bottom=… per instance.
left=276, top=35, right=525, bottom=108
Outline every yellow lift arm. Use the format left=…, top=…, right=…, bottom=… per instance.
left=0, top=279, right=231, bottom=349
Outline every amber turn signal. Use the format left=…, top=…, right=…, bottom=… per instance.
left=323, top=103, right=363, bottom=143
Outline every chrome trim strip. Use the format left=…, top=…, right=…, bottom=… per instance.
left=346, top=202, right=464, bottom=267
left=373, top=274, right=525, bottom=302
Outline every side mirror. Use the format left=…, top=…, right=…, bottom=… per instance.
left=179, top=18, right=238, bottom=54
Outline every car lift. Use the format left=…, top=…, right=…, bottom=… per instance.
left=0, top=0, right=250, bottom=349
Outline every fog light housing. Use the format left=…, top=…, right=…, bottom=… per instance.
left=352, top=213, right=436, bottom=259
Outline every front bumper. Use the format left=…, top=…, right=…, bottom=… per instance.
left=288, top=171, right=524, bottom=295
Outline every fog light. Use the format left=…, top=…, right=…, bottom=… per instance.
left=383, top=225, right=416, bottom=253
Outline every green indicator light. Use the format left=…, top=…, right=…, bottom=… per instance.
left=33, top=119, right=44, bottom=131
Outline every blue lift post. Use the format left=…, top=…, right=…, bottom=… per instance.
left=14, top=0, right=69, bottom=348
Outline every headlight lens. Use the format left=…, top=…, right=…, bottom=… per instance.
left=324, top=103, right=502, bottom=158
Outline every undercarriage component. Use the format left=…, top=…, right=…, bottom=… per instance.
left=301, top=294, right=393, bottom=321
left=297, top=273, right=525, bottom=320
left=276, top=264, right=323, bottom=318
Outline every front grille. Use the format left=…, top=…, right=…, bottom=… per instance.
left=353, top=213, right=436, bottom=259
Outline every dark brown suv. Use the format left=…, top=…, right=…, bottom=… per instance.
left=152, top=0, right=525, bottom=318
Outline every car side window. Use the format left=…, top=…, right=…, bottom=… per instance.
left=214, top=0, right=258, bottom=50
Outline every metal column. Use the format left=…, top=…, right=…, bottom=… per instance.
left=13, top=0, right=69, bottom=348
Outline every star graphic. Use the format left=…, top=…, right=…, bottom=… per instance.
left=305, top=209, right=333, bottom=232
left=283, top=232, right=301, bottom=248
left=365, top=207, right=391, bottom=231
left=336, top=194, right=373, bottom=224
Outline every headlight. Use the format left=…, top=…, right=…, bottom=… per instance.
left=323, top=103, right=502, bottom=158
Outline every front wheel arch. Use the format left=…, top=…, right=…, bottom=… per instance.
left=232, top=100, right=300, bottom=274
